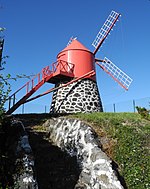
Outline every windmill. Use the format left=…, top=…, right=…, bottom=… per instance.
left=6, top=10, right=132, bottom=114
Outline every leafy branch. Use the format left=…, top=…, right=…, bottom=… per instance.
left=136, top=106, right=150, bottom=120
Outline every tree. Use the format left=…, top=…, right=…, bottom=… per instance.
left=0, top=37, right=4, bottom=69
left=0, top=28, right=9, bottom=120
left=0, top=28, right=34, bottom=119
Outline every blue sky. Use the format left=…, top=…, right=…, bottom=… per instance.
left=1, top=0, right=150, bottom=113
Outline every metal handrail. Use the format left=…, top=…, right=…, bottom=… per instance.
left=7, top=60, right=75, bottom=111
left=52, top=60, right=74, bottom=74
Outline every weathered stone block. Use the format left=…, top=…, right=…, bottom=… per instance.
left=50, top=79, right=103, bottom=114
left=44, top=118, right=124, bottom=189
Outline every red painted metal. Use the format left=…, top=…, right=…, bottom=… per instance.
left=7, top=78, right=46, bottom=114
left=6, top=60, right=75, bottom=114
left=42, top=66, right=52, bottom=78
left=96, top=61, right=128, bottom=91
left=52, top=60, right=74, bottom=75
left=57, top=40, right=96, bottom=80
left=93, top=12, right=120, bottom=55
left=6, top=10, right=131, bottom=115
left=25, top=70, right=96, bottom=103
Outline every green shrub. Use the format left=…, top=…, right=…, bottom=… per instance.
left=71, top=112, right=150, bottom=189
left=136, top=106, right=150, bottom=120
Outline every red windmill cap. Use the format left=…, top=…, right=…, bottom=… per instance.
left=61, top=39, right=91, bottom=52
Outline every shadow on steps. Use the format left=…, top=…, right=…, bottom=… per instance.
left=28, top=131, right=81, bottom=189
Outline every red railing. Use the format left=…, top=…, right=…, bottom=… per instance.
left=42, top=60, right=74, bottom=78
left=8, top=72, right=42, bottom=109
left=52, top=60, right=74, bottom=74
left=7, top=60, right=75, bottom=112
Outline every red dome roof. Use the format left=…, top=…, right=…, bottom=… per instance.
left=61, top=39, right=91, bottom=52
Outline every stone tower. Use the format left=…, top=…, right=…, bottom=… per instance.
left=50, top=40, right=103, bottom=114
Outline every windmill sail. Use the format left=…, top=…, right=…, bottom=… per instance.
left=92, top=11, right=120, bottom=55
left=96, top=57, right=132, bottom=90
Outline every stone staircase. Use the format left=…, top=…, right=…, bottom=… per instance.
left=3, top=113, right=126, bottom=189
left=13, top=113, right=80, bottom=189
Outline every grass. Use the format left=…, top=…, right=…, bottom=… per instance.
left=70, top=112, right=150, bottom=189
left=0, top=112, right=149, bottom=188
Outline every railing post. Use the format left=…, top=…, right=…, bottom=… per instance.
left=52, top=63, right=54, bottom=72
left=38, top=73, right=40, bottom=83
left=133, top=100, right=136, bottom=113
left=22, top=104, right=25, bottom=114
left=8, top=97, right=11, bottom=110
left=13, top=94, right=15, bottom=105
left=26, top=82, right=29, bottom=94
left=113, top=103, right=116, bottom=113
left=32, top=79, right=34, bottom=89
left=59, top=61, right=62, bottom=72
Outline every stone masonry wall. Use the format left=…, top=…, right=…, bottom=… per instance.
left=5, top=118, right=38, bottom=188
left=50, top=79, right=103, bottom=114
left=43, top=117, right=124, bottom=189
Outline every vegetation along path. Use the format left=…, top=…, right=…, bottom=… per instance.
left=1, top=112, right=149, bottom=189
